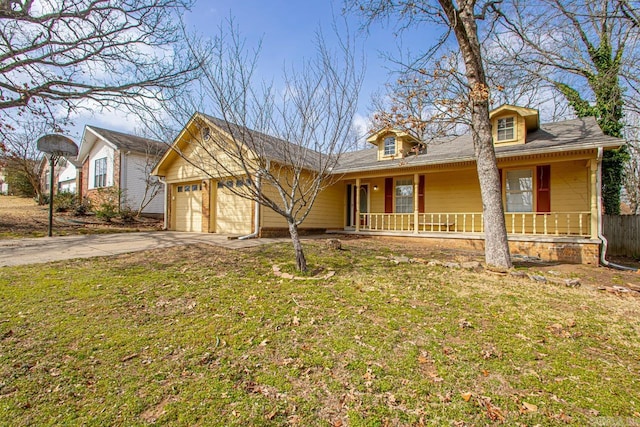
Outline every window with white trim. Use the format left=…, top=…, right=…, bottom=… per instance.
left=395, top=178, right=413, bottom=213
left=505, top=169, right=533, bottom=212
left=497, top=117, right=515, bottom=141
left=94, top=157, right=107, bottom=188
left=383, top=136, right=396, bottom=156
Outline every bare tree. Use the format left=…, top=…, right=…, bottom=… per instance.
left=3, top=119, right=50, bottom=201
left=491, top=0, right=638, bottom=214
left=623, top=115, right=640, bottom=214
left=130, top=142, right=165, bottom=217
left=152, top=21, right=362, bottom=272
left=0, top=0, right=200, bottom=139
left=348, top=0, right=512, bottom=269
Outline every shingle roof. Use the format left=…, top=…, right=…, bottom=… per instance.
left=334, top=117, right=623, bottom=174
left=87, top=126, right=167, bottom=155
left=202, top=114, right=326, bottom=170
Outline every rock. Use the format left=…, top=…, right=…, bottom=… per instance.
left=509, top=270, right=527, bottom=278
left=443, top=262, right=460, bottom=269
left=564, top=279, right=581, bottom=287
left=326, top=239, right=342, bottom=250
left=461, top=261, right=481, bottom=270
left=612, top=285, right=630, bottom=293
left=375, top=256, right=389, bottom=260
left=392, top=256, right=410, bottom=264
left=529, top=274, right=547, bottom=283
left=427, top=260, right=442, bottom=267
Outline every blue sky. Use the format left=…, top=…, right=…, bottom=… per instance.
left=74, top=0, right=441, bottom=139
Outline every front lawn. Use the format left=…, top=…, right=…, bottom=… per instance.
left=0, top=239, right=639, bottom=426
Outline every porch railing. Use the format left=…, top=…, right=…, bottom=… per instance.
left=359, top=212, right=592, bottom=237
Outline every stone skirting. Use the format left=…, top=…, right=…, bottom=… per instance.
left=331, top=231, right=601, bottom=265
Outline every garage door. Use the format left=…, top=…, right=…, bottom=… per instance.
left=174, top=182, right=202, bottom=232
left=216, top=184, right=252, bottom=234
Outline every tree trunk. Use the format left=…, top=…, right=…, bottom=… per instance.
left=439, top=0, right=512, bottom=269
left=472, top=106, right=512, bottom=269
left=287, top=220, right=308, bottom=272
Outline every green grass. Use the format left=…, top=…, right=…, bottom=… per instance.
left=0, top=240, right=639, bottom=426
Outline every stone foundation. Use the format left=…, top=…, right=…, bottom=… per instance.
left=337, top=232, right=601, bottom=265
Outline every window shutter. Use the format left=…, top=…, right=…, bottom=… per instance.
left=536, top=165, right=551, bottom=212
left=385, top=178, right=393, bottom=213
left=418, top=175, right=425, bottom=213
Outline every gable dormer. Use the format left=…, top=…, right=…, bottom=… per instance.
left=489, top=105, right=539, bottom=146
left=366, top=129, right=421, bottom=161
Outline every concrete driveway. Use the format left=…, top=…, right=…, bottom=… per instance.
left=0, top=231, right=288, bottom=267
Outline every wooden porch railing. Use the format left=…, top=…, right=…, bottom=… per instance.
left=359, top=212, right=592, bottom=237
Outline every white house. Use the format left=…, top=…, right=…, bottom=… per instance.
left=77, top=126, right=168, bottom=216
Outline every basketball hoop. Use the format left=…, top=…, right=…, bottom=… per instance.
left=37, top=134, right=79, bottom=237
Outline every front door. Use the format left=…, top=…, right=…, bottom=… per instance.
left=346, top=184, right=369, bottom=227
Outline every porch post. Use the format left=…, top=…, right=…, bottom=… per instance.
left=413, top=173, right=419, bottom=234
left=355, top=178, right=361, bottom=232
left=589, top=159, right=599, bottom=239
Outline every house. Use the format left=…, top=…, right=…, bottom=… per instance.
left=152, top=105, right=624, bottom=264
left=39, top=155, right=81, bottom=195
left=0, top=164, right=8, bottom=195
left=77, top=126, right=167, bottom=216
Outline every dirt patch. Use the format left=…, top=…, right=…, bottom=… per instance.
left=0, top=195, right=162, bottom=238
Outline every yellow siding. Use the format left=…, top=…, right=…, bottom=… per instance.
left=260, top=175, right=344, bottom=229
left=550, top=160, right=590, bottom=212
left=216, top=185, right=252, bottom=234
left=368, top=177, right=386, bottom=213
left=164, top=141, right=211, bottom=182
left=424, top=168, right=483, bottom=212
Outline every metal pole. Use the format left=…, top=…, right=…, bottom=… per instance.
left=48, top=155, right=55, bottom=237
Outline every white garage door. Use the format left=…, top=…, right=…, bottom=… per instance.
left=174, top=182, right=202, bottom=232
left=216, top=184, right=252, bottom=234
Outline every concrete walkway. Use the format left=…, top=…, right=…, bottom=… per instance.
left=0, top=231, right=289, bottom=267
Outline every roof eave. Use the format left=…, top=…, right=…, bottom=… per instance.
left=332, top=140, right=623, bottom=175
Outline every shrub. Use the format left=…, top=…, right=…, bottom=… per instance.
left=119, top=205, right=136, bottom=223
left=94, top=188, right=121, bottom=222
left=53, top=191, right=76, bottom=213
left=74, top=197, right=92, bottom=216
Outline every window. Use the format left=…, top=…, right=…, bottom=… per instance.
left=94, top=157, right=107, bottom=188
left=184, top=185, right=190, bottom=192
left=395, top=178, right=413, bottom=213
left=383, top=136, right=396, bottom=156
left=177, top=186, right=183, bottom=192
left=497, top=117, right=515, bottom=141
left=192, top=184, right=199, bottom=191
left=505, top=169, right=533, bottom=212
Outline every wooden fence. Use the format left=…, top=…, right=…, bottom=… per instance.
left=603, top=215, right=640, bottom=257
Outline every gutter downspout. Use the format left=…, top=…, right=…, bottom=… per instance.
left=597, top=147, right=638, bottom=271
left=158, top=176, right=168, bottom=230
left=238, top=172, right=261, bottom=240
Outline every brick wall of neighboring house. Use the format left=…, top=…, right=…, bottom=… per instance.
left=113, top=151, right=121, bottom=207
left=81, top=160, right=89, bottom=199
left=83, top=150, right=121, bottom=208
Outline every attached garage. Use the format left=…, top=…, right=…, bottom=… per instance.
left=215, top=182, right=252, bottom=235
left=173, top=182, right=203, bottom=232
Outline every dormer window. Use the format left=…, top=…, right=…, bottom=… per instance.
left=497, top=117, right=515, bottom=141
left=383, top=136, right=396, bottom=156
